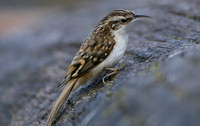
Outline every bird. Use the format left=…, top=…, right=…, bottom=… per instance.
left=45, top=9, right=151, bottom=126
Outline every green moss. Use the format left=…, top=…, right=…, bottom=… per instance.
left=150, top=63, right=165, bottom=82
left=102, top=89, right=127, bottom=116
left=123, top=116, right=148, bottom=126
left=150, top=62, right=160, bottom=72
left=102, top=80, right=114, bottom=97
left=175, top=38, right=183, bottom=41
left=139, top=71, right=146, bottom=75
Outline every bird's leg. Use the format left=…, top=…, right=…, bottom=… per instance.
left=102, top=59, right=133, bottom=84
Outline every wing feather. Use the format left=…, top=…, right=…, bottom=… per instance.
left=61, top=26, right=115, bottom=87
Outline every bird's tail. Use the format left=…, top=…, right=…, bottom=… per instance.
left=45, top=79, right=77, bottom=126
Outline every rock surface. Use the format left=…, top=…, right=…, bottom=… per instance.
left=0, top=0, right=200, bottom=126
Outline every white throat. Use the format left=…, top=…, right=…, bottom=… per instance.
left=113, top=26, right=129, bottom=54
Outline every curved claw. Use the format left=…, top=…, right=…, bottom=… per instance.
left=103, top=59, right=133, bottom=85
left=102, top=71, right=117, bottom=85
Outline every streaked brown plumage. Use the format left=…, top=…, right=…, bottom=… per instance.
left=45, top=9, right=151, bottom=126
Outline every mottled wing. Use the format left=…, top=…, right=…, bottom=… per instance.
left=60, top=29, right=115, bottom=87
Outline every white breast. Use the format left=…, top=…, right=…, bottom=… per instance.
left=92, top=26, right=129, bottom=75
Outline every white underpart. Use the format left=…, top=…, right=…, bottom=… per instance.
left=92, top=25, right=129, bottom=76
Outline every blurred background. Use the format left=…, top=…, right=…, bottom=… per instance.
left=0, top=0, right=87, bottom=37
left=0, top=0, right=200, bottom=126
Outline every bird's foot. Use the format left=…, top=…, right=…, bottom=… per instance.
left=102, top=59, right=133, bottom=84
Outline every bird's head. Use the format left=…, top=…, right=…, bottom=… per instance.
left=98, top=9, right=151, bottom=31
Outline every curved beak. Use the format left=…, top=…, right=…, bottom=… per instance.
left=134, top=15, right=152, bottom=19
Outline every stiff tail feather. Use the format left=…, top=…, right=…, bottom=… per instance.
left=45, top=79, right=77, bottom=126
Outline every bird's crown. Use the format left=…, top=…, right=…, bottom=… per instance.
left=98, top=9, right=135, bottom=30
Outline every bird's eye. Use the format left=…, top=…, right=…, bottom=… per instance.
left=121, top=18, right=128, bottom=23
